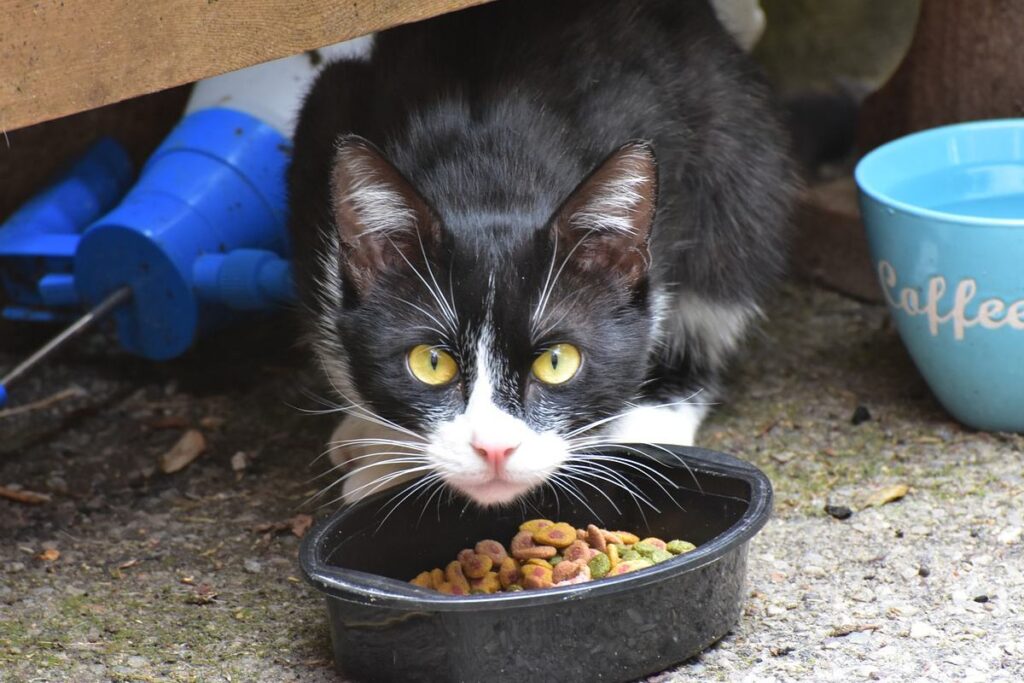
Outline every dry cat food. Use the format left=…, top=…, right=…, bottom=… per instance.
left=410, top=519, right=696, bottom=594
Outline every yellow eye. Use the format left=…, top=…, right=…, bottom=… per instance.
left=407, top=345, right=458, bottom=386
left=531, top=343, right=581, bottom=385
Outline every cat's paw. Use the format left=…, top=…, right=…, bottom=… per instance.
left=327, top=418, right=421, bottom=504
left=605, top=403, right=708, bottom=446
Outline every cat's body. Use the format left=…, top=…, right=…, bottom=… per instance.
left=288, top=0, right=795, bottom=506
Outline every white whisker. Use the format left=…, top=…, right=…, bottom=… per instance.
left=554, top=468, right=623, bottom=516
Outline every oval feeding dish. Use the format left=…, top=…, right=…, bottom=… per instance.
left=300, top=446, right=772, bottom=682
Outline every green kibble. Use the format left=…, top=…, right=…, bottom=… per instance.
left=587, top=551, right=611, bottom=578
left=666, top=540, right=696, bottom=555
left=619, top=549, right=641, bottom=561
left=650, top=548, right=674, bottom=564
left=506, top=584, right=524, bottom=592
left=633, top=542, right=659, bottom=557
left=550, top=554, right=564, bottom=566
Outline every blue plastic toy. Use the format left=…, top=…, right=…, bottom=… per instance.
left=0, top=110, right=297, bottom=407
left=0, top=137, right=134, bottom=322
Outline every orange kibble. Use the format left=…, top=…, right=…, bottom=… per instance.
left=462, top=553, right=493, bottom=579
left=587, top=524, right=607, bottom=552
left=430, top=568, right=445, bottom=589
left=532, top=522, right=577, bottom=548
left=602, top=530, right=624, bottom=545
left=525, top=558, right=553, bottom=570
left=511, top=530, right=557, bottom=560
left=521, top=564, right=554, bottom=589
left=552, top=559, right=582, bottom=583
left=607, top=558, right=654, bottom=576
left=562, top=539, right=591, bottom=563
left=519, top=519, right=555, bottom=533
left=474, top=539, right=508, bottom=565
left=437, top=581, right=469, bottom=595
left=517, top=545, right=557, bottom=560
left=616, top=531, right=640, bottom=545
left=607, top=543, right=620, bottom=569
left=498, top=557, right=521, bottom=588
left=446, top=560, right=470, bottom=592
left=410, top=571, right=433, bottom=588
left=470, top=571, right=502, bottom=594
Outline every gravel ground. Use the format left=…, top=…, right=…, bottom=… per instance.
left=2, top=281, right=1022, bottom=682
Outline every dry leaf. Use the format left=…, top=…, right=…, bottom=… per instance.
left=199, top=416, right=226, bottom=430
left=185, top=582, right=218, bottom=605
left=0, top=485, right=51, bottom=505
left=38, top=548, right=60, bottom=562
left=829, top=623, right=881, bottom=638
left=159, top=430, right=207, bottom=474
left=289, top=514, right=314, bottom=538
left=145, top=415, right=190, bottom=430
left=862, top=484, right=909, bottom=509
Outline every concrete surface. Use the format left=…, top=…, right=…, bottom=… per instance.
left=2, top=281, right=1022, bottom=682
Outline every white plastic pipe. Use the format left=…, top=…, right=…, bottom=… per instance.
left=185, top=35, right=374, bottom=137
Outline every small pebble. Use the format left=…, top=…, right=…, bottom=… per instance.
left=825, top=505, right=853, bottom=520
left=851, top=405, right=872, bottom=425
left=997, top=526, right=1021, bottom=545
left=126, top=656, right=147, bottom=669
left=230, top=452, right=249, bottom=472
left=243, top=559, right=262, bottom=574
left=908, top=621, right=938, bottom=639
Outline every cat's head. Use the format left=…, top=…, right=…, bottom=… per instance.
left=314, top=136, right=660, bottom=505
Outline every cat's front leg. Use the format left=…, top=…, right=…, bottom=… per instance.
left=327, top=417, right=421, bottom=504
left=604, top=401, right=709, bottom=447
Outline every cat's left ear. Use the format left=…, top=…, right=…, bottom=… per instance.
left=551, top=141, right=658, bottom=287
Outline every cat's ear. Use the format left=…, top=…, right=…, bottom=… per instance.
left=551, top=141, right=658, bottom=286
left=330, top=135, right=439, bottom=294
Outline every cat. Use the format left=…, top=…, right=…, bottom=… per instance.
left=287, top=0, right=795, bottom=507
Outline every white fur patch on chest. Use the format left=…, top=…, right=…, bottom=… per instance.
left=605, top=402, right=708, bottom=447
left=329, top=416, right=424, bottom=504
left=661, top=293, right=759, bottom=368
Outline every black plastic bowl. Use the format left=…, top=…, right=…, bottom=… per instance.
left=299, top=446, right=772, bottom=682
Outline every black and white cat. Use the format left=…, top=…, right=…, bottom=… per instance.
left=287, top=0, right=795, bottom=506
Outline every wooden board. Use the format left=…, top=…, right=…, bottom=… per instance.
left=0, top=0, right=492, bottom=132
left=858, top=0, right=1024, bottom=151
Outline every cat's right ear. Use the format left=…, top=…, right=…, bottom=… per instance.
left=330, top=135, right=438, bottom=295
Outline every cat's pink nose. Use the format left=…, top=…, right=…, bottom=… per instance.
left=471, top=436, right=519, bottom=471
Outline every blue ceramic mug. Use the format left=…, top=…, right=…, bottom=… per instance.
left=856, top=119, right=1024, bottom=432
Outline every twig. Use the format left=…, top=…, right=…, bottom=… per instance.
left=0, top=385, right=86, bottom=419
left=0, top=485, right=51, bottom=504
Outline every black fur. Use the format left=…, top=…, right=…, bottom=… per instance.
left=288, top=0, right=796, bottom=434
